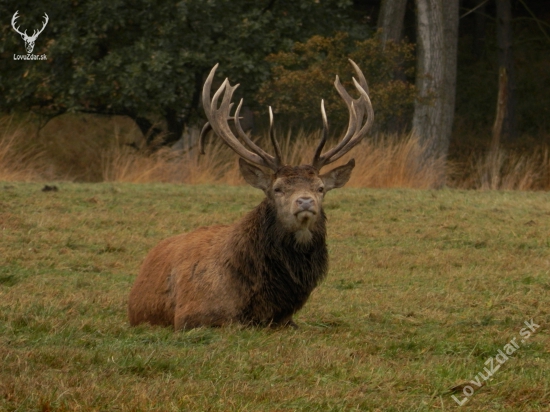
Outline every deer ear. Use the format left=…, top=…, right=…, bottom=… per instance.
left=239, top=158, right=270, bottom=191
left=320, top=159, right=355, bottom=191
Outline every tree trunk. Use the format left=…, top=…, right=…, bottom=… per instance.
left=491, top=67, right=508, bottom=153
left=473, top=0, right=487, bottom=60
left=164, top=108, right=185, bottom=147
left=377, top=0, right=409, bottom=134
left=412, top=0, right=459, bottom=187
left=133, top=116, right=163, bottom=148
left=377, top=0, right=408, bottom=47
left=131, top=70, right=205, bottom=150
left=162, top=70, right=205, bottom=149
left=495, top=0, right=517, bottom=143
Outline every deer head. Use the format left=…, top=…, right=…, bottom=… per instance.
left=11, top=11, right=49, bottom=54
left=200, top=60, right=373, bottom=242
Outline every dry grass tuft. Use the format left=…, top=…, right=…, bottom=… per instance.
left=452, top=147, right=550, bottom=190
left=346, top=135, right=446, bottom=188
left=0, top=118, right=51, bottom=182
left=101, top=130, right=445, bottom=189
left=36, top=114, right=142, bottom=182
left=101, top=142, right=243, bottom=185
left=1, top=114, right=549, bottom=190
left=101, top=125, right=242, bottom=184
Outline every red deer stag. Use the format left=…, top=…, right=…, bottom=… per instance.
left=128, top=60, right=373, bottom=330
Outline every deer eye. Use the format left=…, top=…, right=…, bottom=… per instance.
left=273, top=187, right=283, bottom=194
left=317, top=186, right=325, bottom=193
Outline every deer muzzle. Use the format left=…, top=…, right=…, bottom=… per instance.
left=296, top=196, right=316, bottom=213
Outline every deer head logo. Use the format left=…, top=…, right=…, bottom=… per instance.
left=11, top=11, right=49, bottom=54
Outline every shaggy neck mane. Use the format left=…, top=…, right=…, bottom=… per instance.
left=225, top=198, right=329, bottom=325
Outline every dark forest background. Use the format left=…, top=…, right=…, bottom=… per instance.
left=0, top=0, right=549, bottom=187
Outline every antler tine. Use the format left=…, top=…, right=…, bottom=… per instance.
left=198, top=122, right=212, bottom=155
left=268, top=107, right=283, bottom=166
left=312, top=100, right=329, bottom=165
left=349, top=58, right=369, bottom=95
left=200, top=98, right=282, bottom=170
left=324, top=78, right=373, bottom=164
left=312, top=78, right=359, bottom=170
left=31, top=13, right=49, bottom=39
left=311, top=59, right=374, bottom=170
left=199, top=100, right=254, bottom=155
left=11, top=11, right=27, bottom=36
left=233, top=99, right=280, bottom=168
left=202, top=64, right=280, bottom=171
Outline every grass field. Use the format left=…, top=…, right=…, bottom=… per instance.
left=0, top=182, right=549, bottom=411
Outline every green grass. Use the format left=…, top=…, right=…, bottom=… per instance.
left=1, top=183, right=549, bottom=411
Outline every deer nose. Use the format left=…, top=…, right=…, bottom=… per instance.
left=296, top=196, right=315, bottom=211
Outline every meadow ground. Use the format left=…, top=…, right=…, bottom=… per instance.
left=0, top=182, right=549, bottom=411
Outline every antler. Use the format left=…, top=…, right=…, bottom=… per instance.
left=201, top=64, right=282, bottom=172
left=31, top=13, right=49, bottom=40
left=11, top=11, right=49, bottom=40
left=11, top=11, right=26, bottom=37
left=311, top=59, right=374, bottom=171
